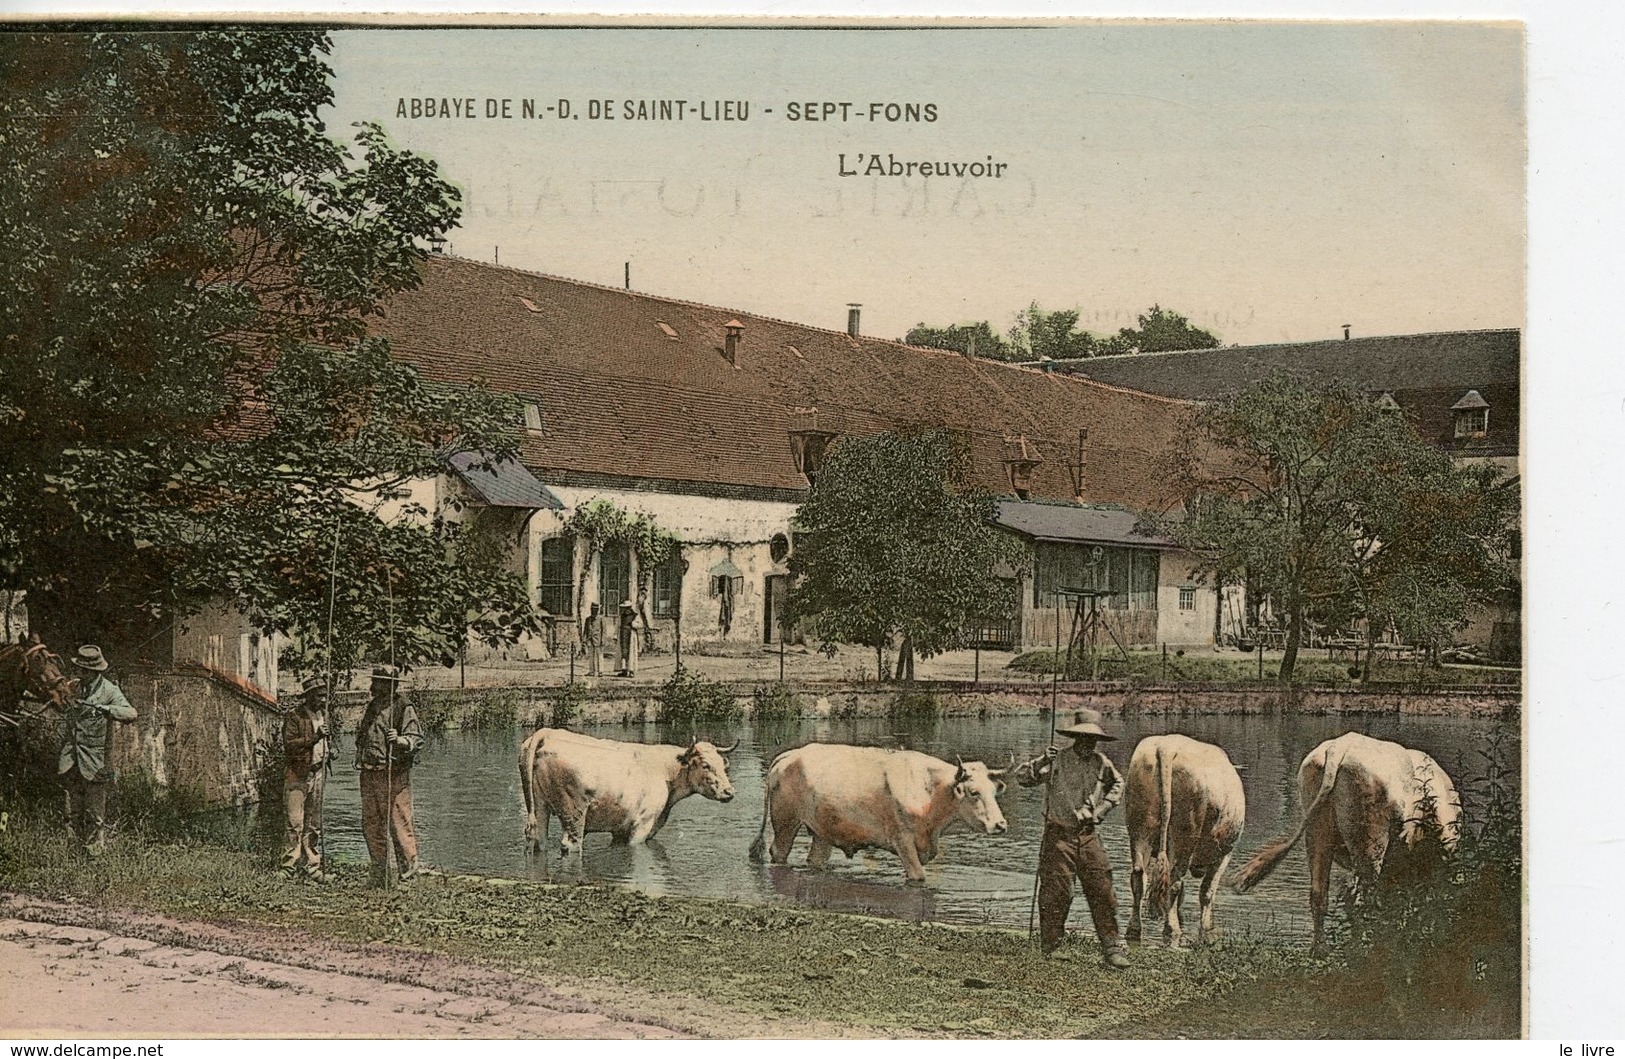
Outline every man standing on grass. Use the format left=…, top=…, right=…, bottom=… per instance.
left=354, top=666, right=423, bottom=884
left=281, top=673, right=332, bottom=881
left=57, top=645, right=136, bottom=856
left=1015, top=707, right=1131, bottom=969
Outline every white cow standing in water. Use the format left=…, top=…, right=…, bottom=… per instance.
left=749, top=744, right=1009, bottom=882
left=519, top=728, right=737, bottom=853
left=1123, top=734, right=1247, bottom=948
left=1235, top=731, right=1461, bottom=946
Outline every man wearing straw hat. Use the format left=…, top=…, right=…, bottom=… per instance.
left=281, top=674, right=332, bottom=881
left=354, top=666, right=423, bottom=884
left=57, top=645, right=136, bottom=855
left=1015, top=707, right=1130, bottom=968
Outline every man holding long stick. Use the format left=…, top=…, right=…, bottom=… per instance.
left=1015, top=707, right=1131, bottom=969
left=354, top=666, right=423, bottom=885
left=281, top=674, right=332, bottom=881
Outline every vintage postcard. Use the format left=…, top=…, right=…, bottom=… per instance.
left=0, top=20, right=1524, bottom=1040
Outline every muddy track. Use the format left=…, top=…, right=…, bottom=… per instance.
left=0, top=893, right=849, bottom=1039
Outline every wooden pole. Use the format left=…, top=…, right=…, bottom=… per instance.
left=380, top=571, right=398, bottom=891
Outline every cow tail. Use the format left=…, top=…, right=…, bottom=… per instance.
left=748, top=763, right=776, bottom=863
left=1235, top=741, right=1347, bottom=893
left=1148, top=742, right=1175, bottom=917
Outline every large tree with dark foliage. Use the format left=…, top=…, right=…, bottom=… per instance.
left=904, top=320, right=1014, bottom=361
left=786, top=431, right=1022, bottom=682
left=1111, top=304, right=1221, bottom=354
left=0, top=30, right=536, bottom=671
left=1170, top=373, right=1517, bottom=682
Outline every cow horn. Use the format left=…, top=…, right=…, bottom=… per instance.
left=954, top=754, right=968, bottom=782
left=986, top=752, right=1016, bottom=779
left=714, top=740, right=739, bottom=755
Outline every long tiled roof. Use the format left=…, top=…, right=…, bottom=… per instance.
left=1053, top=329, right=1519, bottom=398
left=373, top=256, right=1198, bottom=511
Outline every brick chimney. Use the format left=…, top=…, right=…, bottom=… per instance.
left=847, top=304, right=861, bottom=338
left=724, top=319, right=743, bottom=366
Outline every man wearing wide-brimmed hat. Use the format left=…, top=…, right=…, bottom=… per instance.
left=281, top=673, right=332, bottom=880
left=1015, top=707, right=1130, bottom=968
left=56, top=645, right=137, bottom=855
left=354, top=665, right=424, bottom=884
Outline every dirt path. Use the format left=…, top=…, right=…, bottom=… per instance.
left=0, top=894, right=841, bottom=1039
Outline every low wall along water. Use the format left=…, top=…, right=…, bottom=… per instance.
left=390, top=679, right=1518, bottom=730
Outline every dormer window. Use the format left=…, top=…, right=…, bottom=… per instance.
left=788, top=408, right=839, bottom=484
left=1374, top=392, right=1401, bottom=413
left=1451, top=390, right=1490, bottom=439
left=1003, top=435, right=1044, bottom=500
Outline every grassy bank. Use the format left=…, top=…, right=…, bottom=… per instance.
left=1008, top=649, right=1520, bottom=688
left=0, top=796, right=1518, bottom=1039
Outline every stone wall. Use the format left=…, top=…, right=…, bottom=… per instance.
left=112, top=664, right=283, bottom=808
left=394, top=678, right=1519, bottom=729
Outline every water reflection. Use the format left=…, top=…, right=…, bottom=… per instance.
left=319, top=710, right=1518, bottom=943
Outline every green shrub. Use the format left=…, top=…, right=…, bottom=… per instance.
left=657, top=667, right=741, bottom=725
left=889, top=687, right=940, bottom=721
left=750, top=682, right=800, bottom=722
left=411, top=690, right=457, bottom=735
left=465, top=691, right=520, bottom=731
left=548, top=682, right=588, bottom=728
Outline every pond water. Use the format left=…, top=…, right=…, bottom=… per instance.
left=321, top=711, right=1519, bottom=944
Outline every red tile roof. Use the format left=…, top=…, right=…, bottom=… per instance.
left=374, top=256, right=1197, bottom=512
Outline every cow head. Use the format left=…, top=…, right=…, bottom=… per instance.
left=951, top=757, right=1008, bottom=835
left=678, top=740, right=737, bottom=802
left=20, top=639, right=76, bottom=710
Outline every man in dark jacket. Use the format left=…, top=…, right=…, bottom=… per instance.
left=281, top=674, right=331, bottom=880
left=354, top=666, right=424, bottom=884
left=57, top=645, right=137, bottom=855
left=1015, top=707, right=1130, bottom=968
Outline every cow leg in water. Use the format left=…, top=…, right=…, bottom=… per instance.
left=1126, top=861, right=1145, bottom=943
left=768, top=800, right=801, bottom=864
left=807, top=834, right=833, bottom=869
left=1307, top=810, right=1339, bottom=950
left=1197, top=852, right=1232, bottom=944
left=558, top=797, right=589, bottom=858
left=898, top=837, right=927, bottom=883
left=529, top=811, right=549, bottom=856
left=1164, top=877, right=1186, bottom=948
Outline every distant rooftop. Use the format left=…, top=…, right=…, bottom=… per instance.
left=1038, top=328, right=1520, bottom=400
left=993, top=500, right=1177, bottom=549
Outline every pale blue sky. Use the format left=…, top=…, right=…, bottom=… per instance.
left=327, top=23, right=1523, bottom=345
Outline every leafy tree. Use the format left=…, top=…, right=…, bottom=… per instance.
left=904, top=320, right=1014, bottom=362
left=1113, top=305, right=1221, bottom=354
left=1169, top=373, right=1516, bottom=683
left=0, top=30, right=535, bottom=671
left=786, top=431, right=1023, bottom=682
left=1007, top=303, right=1101, bottom=361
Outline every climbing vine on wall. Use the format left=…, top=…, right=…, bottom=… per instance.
left=564, top=500, right=681, bottom=635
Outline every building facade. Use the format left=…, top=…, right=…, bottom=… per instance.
left=373, top=255, right=1222, bottom=656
